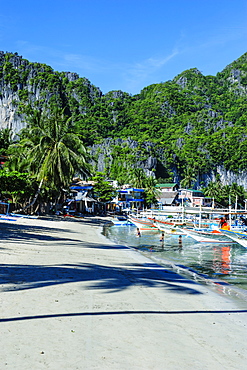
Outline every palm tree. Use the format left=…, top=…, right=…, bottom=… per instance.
left=203, top=181, right=222, bottom=207
left=11, top=108, right=90, bottom=210
left=180, top=167, right=197, bottom=189
left=225, top=183, right=247, bottom=209
left=128, top=168, right=147, bottom=188
left=144, top=176, right=161, bottom=207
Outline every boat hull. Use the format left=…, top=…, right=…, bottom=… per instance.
left=221, top=230, right=247, bottom=248
left=128, top=216, right=158, bottom=231
left=182, top=228, right=233, bottom=243
left=111, top=217, right=133, bottom=226
left=149, top=217, right=195, bottom=235
left=152, top=220, right=185, bottom=235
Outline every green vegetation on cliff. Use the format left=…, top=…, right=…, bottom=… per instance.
left=0, top=51, right=247, bottom=186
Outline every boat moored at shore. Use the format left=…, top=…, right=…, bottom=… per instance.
left=221, top=229, right=247, bottom=248
left=128, top=215, right=158, bottom=231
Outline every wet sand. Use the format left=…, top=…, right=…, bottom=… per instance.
left=0, top=216, right=247, bottom=369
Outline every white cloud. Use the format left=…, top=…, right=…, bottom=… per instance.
left=59, top=49, right=180, bottom=93
left=14, top=40, right=181, bottom=93
left=146, top=50, right=179, bottom=68
left=123, top=49, right=179, bottom=92
left=14, top=42, right=107, bottom=73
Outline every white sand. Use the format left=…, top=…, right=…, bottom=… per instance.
left=0, top=216, right=246, bottom=370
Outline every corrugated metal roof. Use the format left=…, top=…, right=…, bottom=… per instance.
left=160, top=198, right=175, bottom=204
left=186, top=189, right=203, bottom=193
left=159, top=191, right=178, bottom=199
left=156, top=183, right=178, bottom=188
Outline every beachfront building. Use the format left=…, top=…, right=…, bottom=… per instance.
left=117, top=187, right=145, bottom=211
left=179, top=189, right=206, bottom=207
left=155, top=183, right=179, bottom=207
left=68, top=180, right=96, bottom=214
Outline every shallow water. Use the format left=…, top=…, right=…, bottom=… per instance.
left=103, top=225, right=247, bottom=291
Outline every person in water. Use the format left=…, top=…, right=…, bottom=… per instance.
left=160, top=232, right=164, bottom=242
left=136, top=228, right=141, bottom=237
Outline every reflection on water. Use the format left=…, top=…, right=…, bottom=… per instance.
left=103, top=225, right=247, bottom=290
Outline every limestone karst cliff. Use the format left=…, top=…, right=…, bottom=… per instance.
left=1, top=51, right=247, bottom=188
left=0, top=51, right=101, bottom=135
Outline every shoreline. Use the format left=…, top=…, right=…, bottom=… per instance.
left=101, top=218, right=247, bottom=304
left=0, top=216, right=247, bottom=369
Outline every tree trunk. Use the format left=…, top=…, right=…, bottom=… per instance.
left=12, top=179, right=44, bottom=213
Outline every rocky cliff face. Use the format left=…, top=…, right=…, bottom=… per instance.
left=89, top=138, right=247, bottom=188
left=215, top=166, right=247, bottom=189
left=0, top=86, right=22, bottom=133
left=1, top=51, right=247, bottom=188
left=0, top=53, right=23, bottom=133
left=0, top=52, right=101, bottom=136
left=89, top=138, right=158, bottom=177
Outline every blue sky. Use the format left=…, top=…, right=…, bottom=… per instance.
left=0, top=0, right=246, bottom=94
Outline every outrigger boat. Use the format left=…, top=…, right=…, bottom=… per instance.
left=111, top=216, right=133, bottom=226
left=147, top=214, right=214, bottom=235
left=182, top=217, right=247, bottom=243
left=0, top=202, right=18, bottom=221
left=128, top=215, right=158, bottom=231
left=149, top=216, right=192, bottom=235
left=220, top=229, right=247, bottom=248
left=182, top=227, right=233, bottom=243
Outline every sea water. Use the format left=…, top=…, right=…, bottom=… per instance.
left=103, top=224, right=247, bottom=292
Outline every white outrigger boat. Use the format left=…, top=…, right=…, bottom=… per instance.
left=182, top=218, right=247, bottom=243
left=220, top=229, right=247, bottom=248
left=149, top=216, right=193, bottom=235
left=147, top=213, right=215, bottom=236
left=182, top=227, right=233, bottom=243
left=128, top=215, right=158, bottom=231
left=111, top=216, right=133, bottom=226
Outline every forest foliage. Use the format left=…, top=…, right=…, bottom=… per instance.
left=0, top=51, right=247, bottom=187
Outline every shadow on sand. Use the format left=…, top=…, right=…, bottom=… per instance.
left=0, top=261, right=204, bottom=294
left=0, top=308, right=247, bottom=323
left=1, top=219, right=247, bottom=324
left=0, top=222, right=128, bottom=252
left=0, top=218, right=113, bottom=245
left=0, top=219, right=235, bottom=297
left=0, top=221, right=75, bottom=242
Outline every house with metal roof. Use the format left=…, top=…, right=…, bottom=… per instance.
left=179, top=189, right=205, bottom=207
left=68, top=183, right=96, bottom=214
left=117, top=187, right=145, bottom=210
left=156, top=183, right=179, bottom=191
left=155, top=183, right=179, bottom=206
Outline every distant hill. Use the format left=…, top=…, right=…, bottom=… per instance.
left=0, top=51, right=247, bottom=187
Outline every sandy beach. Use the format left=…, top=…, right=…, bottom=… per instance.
left=0, top=216, right=247, bottom=370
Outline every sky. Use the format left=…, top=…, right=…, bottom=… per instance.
left=0, top=0, right=246, bottom=95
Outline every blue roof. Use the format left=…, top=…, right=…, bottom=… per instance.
left=126, top=188, right=144, bottom=192
left=128, top=198, right=144, bottom=202
left=70, top=186, right=92, bottom=190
